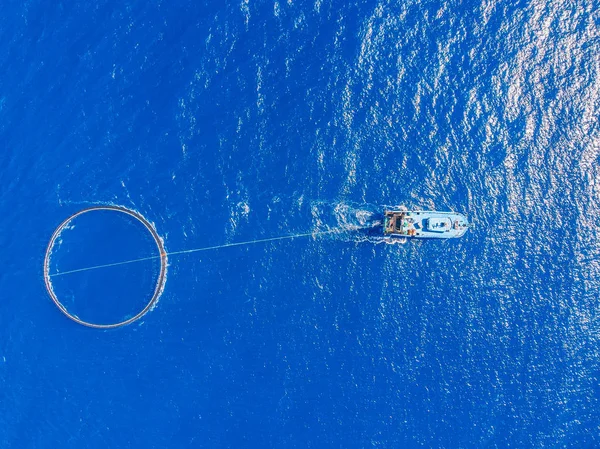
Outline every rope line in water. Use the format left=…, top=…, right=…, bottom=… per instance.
left=44, top=204, right=374, bottom=329
left=50, top=227, right=348, bottom=278
left=49, top=254, right=161, bottom=277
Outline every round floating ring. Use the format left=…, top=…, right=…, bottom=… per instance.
left=43, top=205, right=167, bottom=329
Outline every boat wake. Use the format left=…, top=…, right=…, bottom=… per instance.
left=309, top=201, right=408, bottom=245
left=333, top=202, right=381, bottom=229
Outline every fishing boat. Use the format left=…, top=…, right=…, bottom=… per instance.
left=384, top=210, right=469, bottom=239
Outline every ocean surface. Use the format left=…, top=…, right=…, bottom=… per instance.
left=1, top=1, right=599, bottom=447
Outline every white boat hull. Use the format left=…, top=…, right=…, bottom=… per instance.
left=384, top=210, right=469, bottom=239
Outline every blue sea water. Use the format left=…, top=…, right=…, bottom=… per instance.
left=1, top=0, right=599, bottom=447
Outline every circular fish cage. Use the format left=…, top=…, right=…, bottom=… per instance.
left=43, top=205, right=167, bottom=329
